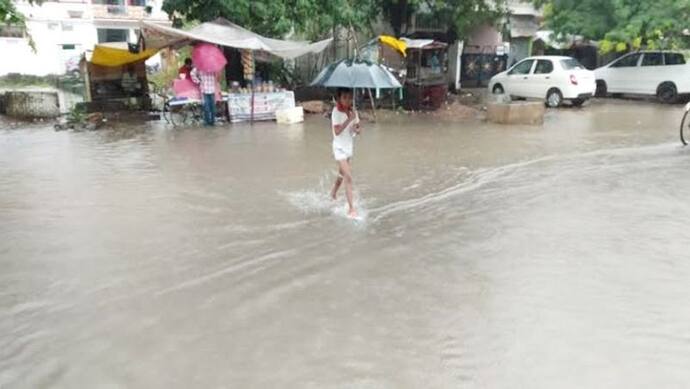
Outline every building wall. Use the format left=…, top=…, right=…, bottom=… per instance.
left=0, top=0, right=169, bottom=76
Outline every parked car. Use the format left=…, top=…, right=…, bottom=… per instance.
left=488, top=56, right=596, bottom=107
left=594, top=51, right=690, bottom=103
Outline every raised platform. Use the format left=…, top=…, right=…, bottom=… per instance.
left=486, top=101, right=545, bottom=125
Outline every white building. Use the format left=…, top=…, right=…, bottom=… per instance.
left=0, top=0, right=171, bottom=76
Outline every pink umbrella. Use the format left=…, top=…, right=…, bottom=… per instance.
left=191, top=43, right=227, bottom=73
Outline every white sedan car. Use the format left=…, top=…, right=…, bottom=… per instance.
left=594, top=51, right=690, bottom=103
left=488, top=56, right=596, bottom=107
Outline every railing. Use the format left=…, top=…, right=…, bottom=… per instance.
left=92, top=4, right=160, bottom=20
left=409, top=13, right=447, bottom=33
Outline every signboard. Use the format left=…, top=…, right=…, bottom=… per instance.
left=227, top=91, right=295, bottom=122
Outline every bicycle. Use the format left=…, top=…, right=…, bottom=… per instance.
left=164, top=99, right=203, bottom=126
left=680, top=102, right=690, bottom=145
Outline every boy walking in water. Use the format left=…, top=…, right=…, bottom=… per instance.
left=330, top=88, right=361, bottom=218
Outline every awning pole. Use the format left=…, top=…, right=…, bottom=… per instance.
left=250, top=82, right=255, bottom=123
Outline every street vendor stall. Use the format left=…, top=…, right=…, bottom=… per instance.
left=140, top=18, right=332, bottom=123
left=81, top=42, right=159, bottom=112
left=358, top=36, right=448, bottom=110
left=401, top=38, right=448, bottom=111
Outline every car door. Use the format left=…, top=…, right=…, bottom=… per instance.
left=505, top=59, right=535, bottom=97
left=638, top=52, right=664, bottom=94
left=606, top=53, right=642, bottom=93
left=530, top=59, right=555, bottom=98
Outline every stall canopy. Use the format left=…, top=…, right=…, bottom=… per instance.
left=90, top=42, right=158, bottom=67
left=378, top=35, right=407, bottom=57
left=141, top=18, right=333, bottom=61
left=400, top=38, right=447, bottom=50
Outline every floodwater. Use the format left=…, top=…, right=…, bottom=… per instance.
left=1, top=100, right=690, bottom=388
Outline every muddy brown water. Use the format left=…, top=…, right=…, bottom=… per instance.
left=1, top=100, right=690, bottom=388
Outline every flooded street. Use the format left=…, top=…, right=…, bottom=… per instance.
left=2, top=100, right=690, bottom=388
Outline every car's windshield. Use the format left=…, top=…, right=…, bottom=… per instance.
left=560, top=58, right=585, bottom=70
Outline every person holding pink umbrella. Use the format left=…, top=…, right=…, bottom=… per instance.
left=190, top=43, right=227, bottom=126
left=190, top=67, right=218, bottom=126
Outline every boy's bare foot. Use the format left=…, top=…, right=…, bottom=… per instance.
left=348, top=208, right=358, bottom=218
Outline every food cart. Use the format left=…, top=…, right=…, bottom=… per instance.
left=401, top=39, right=448, bottom=111
left=359, top=36, right=448, bottom=111
left=82, top=42, right=159, bottom=112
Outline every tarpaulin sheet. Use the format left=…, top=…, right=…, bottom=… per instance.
left=90, top=42, right=157, bottom=67
left=141, top=18, right=332, bottom=61
left=379, top=35, right=407, bottom=57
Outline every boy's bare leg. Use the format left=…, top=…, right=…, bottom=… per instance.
left=338, top=159, right=356, bottom=217
left=330, top=164, right=344, bottom=200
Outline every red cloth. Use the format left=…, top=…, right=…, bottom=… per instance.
left=173, top=78, right=201, bottom=100
left=172, top=78, right=222, bottom=102
left=178, top=65, right=192, bottom=80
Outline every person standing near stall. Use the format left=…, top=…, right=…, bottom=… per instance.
left=191, top=67, right=218, bottom=126
left=178, top=58, right=193, bottom=79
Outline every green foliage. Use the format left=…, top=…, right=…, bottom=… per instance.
left=379, top=0, right=507, bottom=39
left=433, top=0, right=507, bottom=39
left=162, top=0, right=506, bottom=41
left=0, top=0, right=28, bottom=25
left=535, top=0, right=690, bottom=52
left=162, top=0, right=379, bottom=39
left=66, top=105, right=87, bottom=125
left=0, top=0, right=43, bottom=49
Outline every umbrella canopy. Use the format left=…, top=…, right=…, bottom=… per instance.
left=310, top=59, right=402, bottom=89
left=192, top=43, right=227, bottom=73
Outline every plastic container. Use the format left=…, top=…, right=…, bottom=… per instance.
left=275, top=107, right=304, bottom=124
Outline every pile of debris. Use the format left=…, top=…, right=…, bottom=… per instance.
left=54, top=109, right=106, bottom=131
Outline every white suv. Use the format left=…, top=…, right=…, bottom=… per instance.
left=489, top=56, right=596, bottom=108
left=594, top=51, right=690, bottom=103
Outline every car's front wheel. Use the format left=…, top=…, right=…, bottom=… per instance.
left=492, top=84, right=505, bottom=95
left=545, top=88, right=563, bottom=108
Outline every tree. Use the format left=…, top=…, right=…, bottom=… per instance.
left=0, top=0, right=26, bottom=25
left=379, top=0, right=507, bottom=39
left=534, top=0, right=690, bottom=52
left=162, top=0, right=507, bottom=41
left=162, top=0, right=379, bottom=39
left=0, top=0, right=43, bottom=49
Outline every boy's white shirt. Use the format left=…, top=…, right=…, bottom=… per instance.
left=331, top=107, right=360, bottom=152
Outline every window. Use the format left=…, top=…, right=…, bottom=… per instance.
left=0, top=25, right=25, bottom=38
left=508, top=60, right=534, bottom=75
left=97, top=28, right=129, bottom=43
left=560, top=58, right=585, bottom=70
left=534, top=60, right=554, bottom=74
left=665, top=53, right=686, bottom=65
left=67, top=10, right=84, bottom=19
left=610, top=54, right=641, bottom=68
left=642, top=52, right=663, bottom=66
